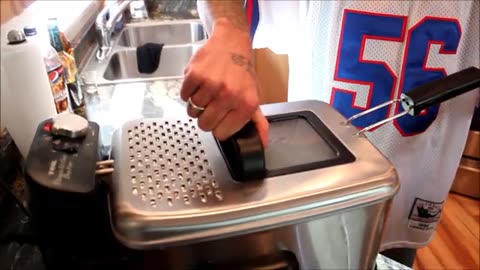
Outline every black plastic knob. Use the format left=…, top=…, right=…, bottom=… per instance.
left=217, top=121, right=266, bottom=182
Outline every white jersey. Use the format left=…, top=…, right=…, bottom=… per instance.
left=250, top=0, right=480, bottom=250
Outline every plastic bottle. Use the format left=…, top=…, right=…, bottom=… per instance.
left=47, top=18, right=86, bottom=118
left=24, top=25, right=69, bottom=114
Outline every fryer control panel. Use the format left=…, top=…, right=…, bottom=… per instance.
left=25, top=113, right=100, bottom=193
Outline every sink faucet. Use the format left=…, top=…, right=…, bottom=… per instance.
left=96, top=0, right=135, bottom=61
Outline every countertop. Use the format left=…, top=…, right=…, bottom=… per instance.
left=85, top=79, right=186, bottom=158
left=81, top=79, right=413, bottom=270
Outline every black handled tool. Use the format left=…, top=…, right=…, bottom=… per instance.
left=216, top=121, right=266, bottom=182
left=401, top=66, right=480, bottom=116
left=343, top=66, right=480, bottom=134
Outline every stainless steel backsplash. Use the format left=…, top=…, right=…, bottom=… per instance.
left=144, top=0, right=199, bottom=20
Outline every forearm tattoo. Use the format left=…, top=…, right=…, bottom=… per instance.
left=230, top=52, right=255, bottom=77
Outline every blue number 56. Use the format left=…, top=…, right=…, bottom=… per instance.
left=330, top=9, right=461, bottom=136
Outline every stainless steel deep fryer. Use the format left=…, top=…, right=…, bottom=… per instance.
left=23, top=66, right=480, bottom=270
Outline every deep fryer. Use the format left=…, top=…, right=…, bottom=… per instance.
left=22, top=66, right=480, bottom=270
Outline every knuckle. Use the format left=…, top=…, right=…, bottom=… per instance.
left=244, top=95, right=259, bottom=111
left=190, top=93, right=202, bottom=104
left=218, top=81, right=229, bottom=92
left=186, top=107, right=199, bottom=119
left=183, top=65, right=191, bottom=75
left=218, top=87, right=234, bottom=101
left=180, top=90, right=189, bottom=101
left=187, top=69, right=200, bottom=81
left=187, top=110, right=196, bottom=119
left=213, top=129, right=228, bottom=141
left=197, top=117, right=211, bottom=132
left=204, top=79, right=221, bottom=95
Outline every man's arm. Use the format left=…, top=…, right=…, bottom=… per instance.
left=197, top=0, right=256, bottom=81
left=197, top=0, right=249, bottom=35
left=180, top=0, right=269, bottom=146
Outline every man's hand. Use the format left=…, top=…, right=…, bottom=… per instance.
left=180, top=18, right=269, bottom=146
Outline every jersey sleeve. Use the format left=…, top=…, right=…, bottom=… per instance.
left=250, top=0, right=308, bottom=55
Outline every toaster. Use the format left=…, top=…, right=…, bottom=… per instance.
left=23, top=67, right=480, bottom=270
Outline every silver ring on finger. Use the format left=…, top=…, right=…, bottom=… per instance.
left=188, top=96, right=206, bottom=113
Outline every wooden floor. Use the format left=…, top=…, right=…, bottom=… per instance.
left=413, top=193, right=479, bottom=270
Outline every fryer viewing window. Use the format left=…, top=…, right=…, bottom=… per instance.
left=265, top=117, right=337, bottom=170
left=264, top=111, right=355, bottom=177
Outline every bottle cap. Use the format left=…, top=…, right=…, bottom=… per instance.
left=23, top=26, right=38, bottom=36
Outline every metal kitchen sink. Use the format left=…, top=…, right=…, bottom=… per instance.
left=103, top=45, right=199, bottom=82
left=80, top=20, right=206, bottom=85
left=116, top=21, right=205, bottom=47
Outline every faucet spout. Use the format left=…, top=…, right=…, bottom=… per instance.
left=95, top=0, right=135, bottom=61
left=106, top=1, right=134, bottom=32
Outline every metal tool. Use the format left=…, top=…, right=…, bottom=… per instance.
left=343, top=66, right=480, bottom=135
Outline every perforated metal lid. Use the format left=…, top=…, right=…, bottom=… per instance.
left=109, top=100, right=399, bottom=250
left=118, top=118, right=222, bottom=209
